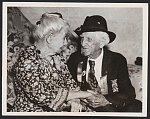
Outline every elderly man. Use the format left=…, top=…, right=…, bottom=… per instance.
left=67, top=15, right=142, bottom=112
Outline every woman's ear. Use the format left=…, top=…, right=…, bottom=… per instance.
left=45, top=31, right=54, bottom=44
left=46, top=36, right=51, bottom=44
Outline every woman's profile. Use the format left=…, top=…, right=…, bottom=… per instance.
left=11, top=12, right=93, bottom=112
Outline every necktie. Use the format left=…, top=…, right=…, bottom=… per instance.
left=88, top=60, right=99, bottom=90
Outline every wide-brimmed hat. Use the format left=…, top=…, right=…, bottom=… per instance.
left=75, top=15, right=116, bottom=43
left=67, top=29, right=79, bottom=40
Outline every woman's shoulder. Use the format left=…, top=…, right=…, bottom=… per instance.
left=17, top=45, right=37, bottom=62
left=16, top=45, right=53, bottom=77
left=21, top=45, right=36, bottom=55
left=18, top=45, right=49, bottom=65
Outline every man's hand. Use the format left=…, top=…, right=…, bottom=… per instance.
left=84, top=90, right=110, bottom=108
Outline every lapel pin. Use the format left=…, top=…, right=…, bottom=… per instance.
left=82, top=70, right=86, bottom=76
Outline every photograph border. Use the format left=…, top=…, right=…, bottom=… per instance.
left=1, top=1, right=149, bottom=117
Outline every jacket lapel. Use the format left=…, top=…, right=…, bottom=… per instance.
left=80, top=56, right=88, bottom=91
left=82, top=56, right=88, bottom=72
left=102, top=48, right=113, bottom=94
left=102, top=48, right=111, bottom=76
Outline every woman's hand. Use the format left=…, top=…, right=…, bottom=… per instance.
left=68, top=99, right=82, bottom=112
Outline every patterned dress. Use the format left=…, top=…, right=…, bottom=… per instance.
left=12, top=45, right=78, bottom=112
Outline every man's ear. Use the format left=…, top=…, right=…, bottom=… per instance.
left=99, top=40, right=107, bottom=48
left=99, top=37, right=109, bottom=48
left=99, top=43, right=105, bottom=48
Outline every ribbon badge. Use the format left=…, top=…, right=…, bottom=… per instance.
left=111, top=79, right=119, bottom=93
left=77, top=61, right=83, bottom=82
left=82, top=70, right=86, bottom=76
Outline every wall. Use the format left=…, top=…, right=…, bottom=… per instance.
left=7, top=7, right=34, bottom=108
left=19, top=7, right=143, bottom=64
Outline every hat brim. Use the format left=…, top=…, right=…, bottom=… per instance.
left=67, top=29, right=79, bottom=42
left=67, top=29, right=79, bottom=40
left=77, top=26, right=116, bottom=43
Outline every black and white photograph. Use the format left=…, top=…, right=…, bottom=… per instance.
left=2, top=2, right=148, bottom=117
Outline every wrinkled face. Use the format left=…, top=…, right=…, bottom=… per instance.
left=80, top=32, right=109, bottom=59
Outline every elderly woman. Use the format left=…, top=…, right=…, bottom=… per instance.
left=11, top=12, right=93, bottom=112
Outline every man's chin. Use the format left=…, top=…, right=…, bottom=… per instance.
left=81, top=51, right=89, bottom=56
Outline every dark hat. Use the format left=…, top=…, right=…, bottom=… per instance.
left=77, top=15, right=116, bottom=43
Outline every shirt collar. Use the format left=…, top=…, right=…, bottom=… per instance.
left=88, top=48, right=104, bottom=62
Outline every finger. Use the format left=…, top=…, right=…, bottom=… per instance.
left=71, top=105, right=76, bottom=112
left=81, top=99, right=88, bottom=103
left=71, top=106, right=74, bottom=112
left=75, top=105, right=79, bottom=112
left=85, top=100, right=93, bottom=104
left=72, top=104, right=77, bottom=112
left=73, top=104, right=77, bottom=112
left=76, top=104, right=82, bottom=112
left=74, top=103, right=80, bottom=112
left=79, top=105, right=82, bottom=112
left=74, top=103, right=79, bottom=112
left=86, top=96, right=95, bottom=100
left=89, top=103, right=99, bottom=108
left=86, top=98, right=95, bottom=103
left=78, top=104, right=82, bottom=112
left=75, top=104, right=80, bottom=112
left=71, top=102, right=76, bottom=112
left=73, top=103, right=82, bottom=112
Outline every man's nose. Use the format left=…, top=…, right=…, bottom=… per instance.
left=81, top=39, right=87, bottom=47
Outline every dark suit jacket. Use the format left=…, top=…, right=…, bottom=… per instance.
left=67, top=48, right=136, bottom=109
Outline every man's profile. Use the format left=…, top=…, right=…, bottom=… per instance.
left=67, top=15, right=142, bottom=112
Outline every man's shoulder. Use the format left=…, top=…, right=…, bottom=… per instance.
left=67, top=51, right=85, bottom=67
left=104, top=49, right=127, bottom=62
left=68, top=51, right=86, bottom=62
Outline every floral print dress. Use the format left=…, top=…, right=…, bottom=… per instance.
left=12, top=45, right=78, bottom=112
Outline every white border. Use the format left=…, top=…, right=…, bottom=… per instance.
left=2, top=2, right=148, bottom=117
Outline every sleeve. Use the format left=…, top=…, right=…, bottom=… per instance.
left=104, top=55, right=136, bottom=109
left=62, top=64, right=79, bottom=90
left=51, top=54, right=78, bottom=90
left=16, top=49, right=69, bottom=111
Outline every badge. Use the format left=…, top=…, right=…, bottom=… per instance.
left=82, top=70, right=86, bottom=76
left=111, top=79, right=119, bottom=93
left=99, top=75, right=108, bottom=95
left=77, top=61, right=83, bottom=82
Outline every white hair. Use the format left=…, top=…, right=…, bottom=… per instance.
left=33, top=12, right=69, bottom=41
left=94, top=32, right=110, bottom=48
